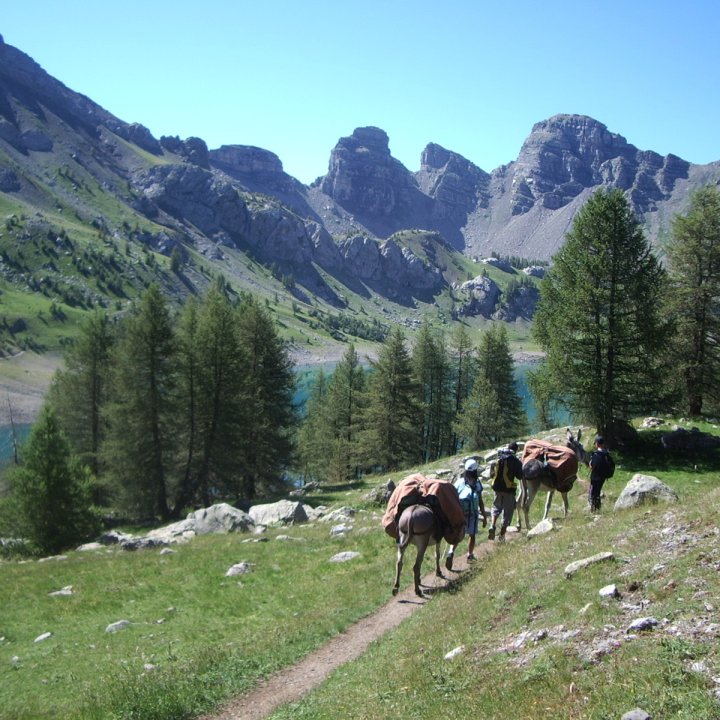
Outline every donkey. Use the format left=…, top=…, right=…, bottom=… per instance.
left=516, top=428, right=589, bottom=531
left=391, top=504, right=443, bottom=597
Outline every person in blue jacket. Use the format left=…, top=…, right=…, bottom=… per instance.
left=445, top=458, right=486, bottom=570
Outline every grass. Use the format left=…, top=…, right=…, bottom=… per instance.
left=2, top=425, right=719, bottom=719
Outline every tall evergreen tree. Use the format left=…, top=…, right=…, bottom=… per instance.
left=102, top=284, right=178, bottom=520
left=533, top=189, right=670, bottom=442
left=455, top=323, right=526, bottom=449
left=359, top=327, right=420, bottom=470
left=235, top=295, right=296, bottom=499
left=412, top=322, right=452, bottom=461
left=665, top=185, right=720, bottom=416
left=447, top=324, right=475, bottom=453
left=7, top=405, right=100, bottom=554
left=47, top=310, right=114, bottom=476
left=296, top=369, right=332, bottom=482
left=174, top=283, right=246, bottom=512
left=324, top=344, right=367, bottom=482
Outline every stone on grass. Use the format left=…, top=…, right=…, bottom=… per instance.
left=627, top=617, right=659, bottom=633
left=105, top=620, right=131, bottom=633
left=621, top=709, right=652, bottom=720
left=225, top=562, right=254, bottom=577
left=564, top=551, right=614, bottom=578
left=329, top=551, right=360, bottom=563
left=527, top=518, right=555, bottom=537
left=614, top=475, right=678, bottom=511
left=48, top=585, right=73, bottom=597
left=34, top=632, right=52, bottom=643
left=599, top=584, right=621, bottom=599
left=444, top=645, right=465, bottom=660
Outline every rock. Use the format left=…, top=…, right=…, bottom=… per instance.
left=564, top=551, right=614, bottom=578
left=456, top=275, right=501, bottom=318
left=614, top=475, right=679, bottom=511
left=249, top=500, right=308, bottom=527
left=105, top=620, right=131, bottom=633
left=621, top=709, right=652, bottom=720
left=33, top=632, right=52, bottom=643
left=527, top=518, right=556, bottom=537
left=121, top=537, right=169, bottom=551
left=444, top=645, right=465, bottom=660
left=99, top=530, right=133, bottom=545
left=599, top=584, right=621, bottom=599
left=364, top=480, right=395, bottom=506
left=225, top=562, right=254, bottom=577
left=329, top=551, right=360, bottom=563
left=627, top=617, right=659, bottom=633
left=330, top=524, right=350, bottom=536
left=641, top=417, right=665, bottom=428
left=188, top=503, right=254, bottom=534
left=76, top=542, right=104, bottom=552
left=37, top=555, right=68, bottom=563
left=48, top=586, right=73, bottom=597
left=320, top=507, right=357, bottom=523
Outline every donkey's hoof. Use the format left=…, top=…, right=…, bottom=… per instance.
left=392, top=587, right=399, bottom=596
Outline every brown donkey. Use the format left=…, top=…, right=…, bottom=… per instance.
left=391, top=504, right=443, bottom=597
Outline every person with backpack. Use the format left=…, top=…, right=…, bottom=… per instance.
left=488, top=441, right=523, bottom=542
left=445, top=458, right=486, bottom=570
left=588, top=435, right=615, bottom=512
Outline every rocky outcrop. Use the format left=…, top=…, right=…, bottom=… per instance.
left=455, top=275, right=500, bottom=317
left=210, top=144, right=300, bottom=194
left=614, top=474, right=679, bottom=510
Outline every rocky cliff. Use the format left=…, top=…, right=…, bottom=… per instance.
left=1, top=36, right=719, bottom=315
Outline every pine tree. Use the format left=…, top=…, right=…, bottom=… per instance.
left=235, top=295, right=296, bottom=499
left=324, top=344, right=367, bottom=482
left=47, top=310, right=114, bottom=477
left=412, top=322, right=452, bottom=461
left=447, top=324, right=475, bottom=453
left=8, top=405, right=100, bottom=554
left=455, top=323, right=526, bottom=449
left=102, top=284, right=178, bottom=520
left=533, top=188, right=670, bottom=441
left=296, top=369, right=332, bottom=482
left=359, top=327, right=420, bottom=470
left=665, top=185, right=720, bottom=416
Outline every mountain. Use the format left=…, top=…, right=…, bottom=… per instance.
left=1, top=35, right=719, bottom=355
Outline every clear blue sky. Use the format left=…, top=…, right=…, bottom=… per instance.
left=3, top=1, right=718, bottom=184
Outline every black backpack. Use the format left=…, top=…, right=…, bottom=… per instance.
left=593, top=450, right=615, bottom=479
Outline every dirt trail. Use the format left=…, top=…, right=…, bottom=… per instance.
left=201, top=545, right=495, bottom=720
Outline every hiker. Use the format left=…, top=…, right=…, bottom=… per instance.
left=445, top=458, right=486, bottom=570
left=588, top=435, right=615, bottom=512
left=488, top=441, right=523, bottom=542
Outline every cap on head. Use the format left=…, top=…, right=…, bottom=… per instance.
left=594, top=435, right=605, bottom=445
left=464, top=459, right=478, bottom=472
left=508, top=442, right=518, bottom=452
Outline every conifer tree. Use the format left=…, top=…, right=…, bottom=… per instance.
left=665, top=185, right=720, bottom=416
left=235, top=295, right=296, bottom=499
left=533, top=189, right=669, bottom=441
left=324, top=344, right=367, bottom=481
left=447, top=324, right=475, bottom=453
left=102, top=284, right=178, bottom=520
left=296, top=369, right=332, bottom=482
left=47, top=310, right=114, bottom=477
left=8, top=405, right=100, bottom=554
left=412, top=322, right=452, bottom=461
left=359, top=327, right=420, bottom=470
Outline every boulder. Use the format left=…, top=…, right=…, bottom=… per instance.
left=188, top=503, right=254, bottom=534
left=661, top=426, right=720, bottom=451
left=249, top=499, right=308, bottom=527
left=614, top=474, right=679, bottom=511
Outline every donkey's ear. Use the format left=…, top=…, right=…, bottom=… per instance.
left=577, top=428, right=582, bottom=442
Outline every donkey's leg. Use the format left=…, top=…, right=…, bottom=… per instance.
left=413, top=540, right=429, bottom=597
left=516, top=481, right=527, bottom=530
left=434, top=542, right=443, bottom=578
left=523, top=481, right=540, bottom=530
left=392, top=541, right=406, bottom=596
left=542, top=490, right=555, bottom=520
left=561, top=491, right=569, bottom=517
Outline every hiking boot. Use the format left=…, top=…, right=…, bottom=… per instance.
left=467, top=553, right=476, bottom=561
left=488, top=528, right=495, bottom=541
left=445, top=553, right=453, bottom=571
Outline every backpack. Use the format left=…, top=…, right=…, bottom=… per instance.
left=491, top=454, right=514, bottom=492
left=593, top=450, right=615, bottom=479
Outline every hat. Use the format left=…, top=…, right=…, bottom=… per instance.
left=508, top=442, right=518, bottom=452
left=464, top=459, right=478, bottom=472
left=594, top=435, right=605, bottom=445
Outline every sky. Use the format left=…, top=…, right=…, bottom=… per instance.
left=2, top=1, right=718, bottom=184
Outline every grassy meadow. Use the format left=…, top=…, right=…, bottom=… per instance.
left=1, top=420, right=720, bottom=719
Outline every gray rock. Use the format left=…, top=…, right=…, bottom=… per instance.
left=661, top=426, right=720, bottom=451
left=614, top=475, right=679, bottom=511
left=564, top=551, right=614, bottom=578
left=225, top=562, right=254, bottom=577
left=329, top=551, right=361, bottom=563
left=33, top=632, right=52, bottom=643
left=105, top=620, right=131, bottom=633
left=527, top=518, right=556, bottom=537
left=599, top=584, right=621, bottom=599
left=48, top=585, right=73, bottom=597
left=456, top=275, right=500, bottom=318
left=627, top=617, right=659, bottom=633
left=188, top=503, right=254, bottom=534
left=249, top=500, right=308, bottom=527
left=621, top=709, right=652, bottom=720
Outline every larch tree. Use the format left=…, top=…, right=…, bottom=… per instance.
left=235, top=294, right=296, bottom=499
left=532, top=188, right=670, bottom=443
left=47, top=310, right=114, bottom=477
left=665, top=184, right=720, bottom=416
left=447, top=323, right=476, bottom=453
left=359, top=327, right=420, bottom=471
left=102, top=284, right=178, bottom=520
